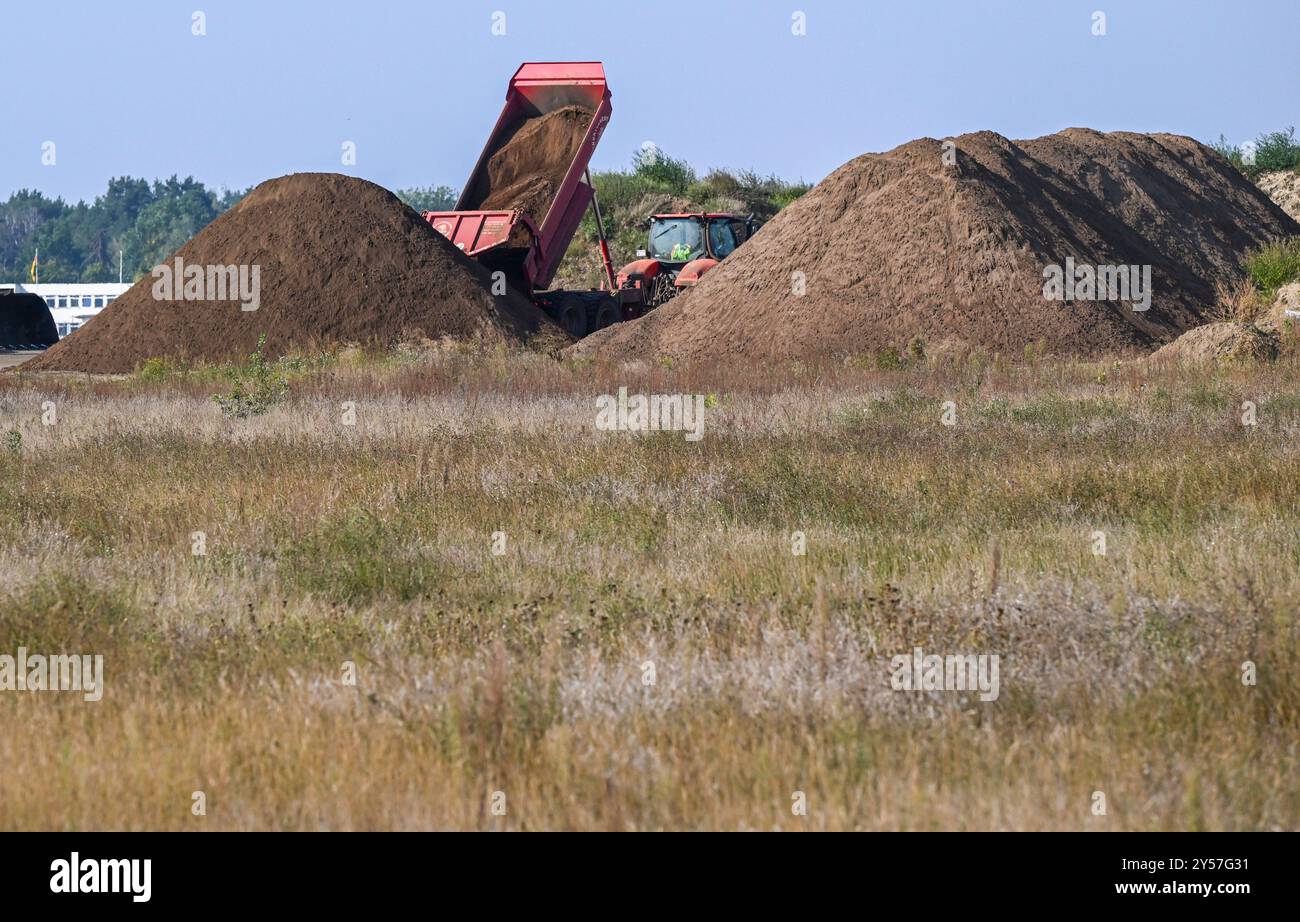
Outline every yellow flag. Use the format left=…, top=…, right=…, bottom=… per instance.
left=29, top=251, right=38, bottom=282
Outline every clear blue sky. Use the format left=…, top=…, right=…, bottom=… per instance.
left=4, top=0, right=1296, bottom=202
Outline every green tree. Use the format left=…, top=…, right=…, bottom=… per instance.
left=396, top=185, right=458, bottom=213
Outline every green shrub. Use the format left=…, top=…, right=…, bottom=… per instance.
left=1244, top=237, right=1300, bottom=297
left=1251, top=128, right=1300, bottom=175
left=1213, top=127, right=1300, bottom=178
left=135, top=356, right=175, bottom=382
left=875, top=346, right=905, bottom=370
left=770, top=184, right=812, bottom=210
left=632, top=147, right=696, bottom=193
left=212, top=334, right=288, bottom=419
left=1212, top=136, right=1248, bottom=171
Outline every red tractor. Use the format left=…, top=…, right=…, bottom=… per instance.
left=615, top=213, right=757, bottom=313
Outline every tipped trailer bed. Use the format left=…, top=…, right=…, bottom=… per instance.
left=423, top=62, right=623, bottom=338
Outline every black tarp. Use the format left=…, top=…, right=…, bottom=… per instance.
left=0, top=293, right=58, bottom=348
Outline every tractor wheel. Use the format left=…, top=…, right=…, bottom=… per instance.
left=557, top=297, right=589, bottom=339
left=592, top=298, right=621, bottom=330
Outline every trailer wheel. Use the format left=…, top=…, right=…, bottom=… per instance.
left=592, top=298, right=621, bottom=330
left=557, top=297, right=589, bottom=338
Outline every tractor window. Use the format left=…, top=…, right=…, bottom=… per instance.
left=648, top=218, right=704, bottom=262
left=708, top=220, right=738, bottom=258
left=709, top=218, right=752, bottom=258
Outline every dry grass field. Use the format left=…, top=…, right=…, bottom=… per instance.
left=0, top=343, right=1297, bottom=830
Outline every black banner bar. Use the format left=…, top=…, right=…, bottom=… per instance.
left=1, top=832, right=1276, bottom=909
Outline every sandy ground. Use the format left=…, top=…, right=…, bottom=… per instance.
left=1259, top=170, right=1300, bottom=222
left=0, top=351, right=41, bottom=369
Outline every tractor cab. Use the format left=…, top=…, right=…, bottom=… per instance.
left=646, top=214, right=754, bottom=266
left=615, top=213, right=758, bottom=314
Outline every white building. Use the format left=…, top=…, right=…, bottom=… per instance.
left=0, top=282, right=129, bottom=338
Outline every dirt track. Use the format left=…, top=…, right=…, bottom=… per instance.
left=0, top=351, right=39, bottom=370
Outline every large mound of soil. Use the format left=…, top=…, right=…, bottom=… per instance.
left=25, top=174, right=564, bottom=374
left=461, top=105, right=593, bottom=222
left=576, top=129, right=1300, bottom=364
left=0, top=293, right=58, bottom=348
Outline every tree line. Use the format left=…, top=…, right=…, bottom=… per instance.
left=0, top=178, right=457, bottom=285
left=1, top=146, right=814, bottom=287
left=0, top=177, right=247, bottom=285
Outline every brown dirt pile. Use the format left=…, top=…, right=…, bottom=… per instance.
left=462, top=105, right=593, bottom=223
left=1146, top=322, right=1278, bottom=365
left=25, top=173, right=565, bottom=374
left=575, top=129, right=1300, bottom=364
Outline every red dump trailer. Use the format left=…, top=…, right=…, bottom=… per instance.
left=423, top=62, right=623, bottom=338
